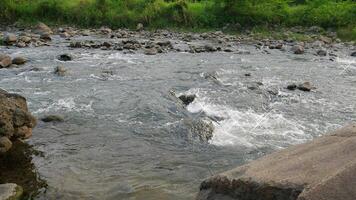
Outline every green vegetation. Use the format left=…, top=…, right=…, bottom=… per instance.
left=0, top=0, right=355, bottom=39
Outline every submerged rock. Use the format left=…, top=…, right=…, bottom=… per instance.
left=12, top=57, right=27, bottom=65
left=57, top=54, right=72, bottom=61
left=197, top=123, right=356, bottom=200
left=178, top=94, right=196, bottom=106
left=41, top=115, right=64, bottom=123
left=54, top=66, right=67, bottom=76
left=287, top=83, right=297, bottom=90
left=0, top=183, right=23, bottom=200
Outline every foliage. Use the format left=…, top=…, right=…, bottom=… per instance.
left=0, top=0, right=355, bottom=39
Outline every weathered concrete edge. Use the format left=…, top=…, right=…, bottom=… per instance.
left=197, top=122, right=356, bottom=200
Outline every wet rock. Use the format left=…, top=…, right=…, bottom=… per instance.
left=0, top=137, right=12, bottom=154
left=69, top=41, right=83, bottom=48
left=291, top=45, right=304, bottom=54
left=34, top=22, right=53, bottom=34
left=100, top=27, right=112, bottom=35
left=144, top=48, right=158, bottom=55
left=183, top=118, right=214, bottom=142
left=179, top=94, right=196, bottom=106
left=54, top=66, right=67, bottom=76
left=0, top=183, right=23, bottom=200
left=12, top=57, right=27, bottom=65
left=223, top=48, right=233, bottom=52
left=136, top=23, right=144, bottom=31
left=235, top=49, right=251, bottom=55
left=351, top=52, right=356, bottom=57
left=40, top=33, right=51, bottom=41
left=197, top=123, right=356, bottom=200
left=317, top=49, right=327, bottom=56
left=59, top=32, right=70, bottom=38
left=41, top=115, right=64, bottom=123
left=18, top=36, right=31, bottom=43
left=57, top=54, right=72, bottom=61
left=15, top=41, right=27, bottom=48
left=297, top=82, right=314, bottom=92
left=3, top=34, right=17, bottom=45
left=0, top=89, right=36, bottom=154
left=320, top=36, right=332, bottom=44
left=0, top=54, right=12, bottom=68
left=244, top=73, right=251, bottom=77
left=287, top=83, right=297, bottom=90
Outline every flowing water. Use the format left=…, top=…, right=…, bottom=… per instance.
left=0, top=35, right=355, bottom=199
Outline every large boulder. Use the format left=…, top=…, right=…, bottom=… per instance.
left=0, top=89, right=36, bottom=154
left=0, top=183, right=23, bottom=200
left=197, top=123, right=356, bottom=200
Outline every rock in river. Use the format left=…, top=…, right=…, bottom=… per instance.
left=0, top=89, right=36, bottom=154
left=197, top=123, right=356, bottom=200
left=54, top=66, right=68, bottom=76
left=41, top=115, right=64, bottom=123
left=179, top=94, right=196, bottom=106
left=351, top=51, right=356, bottom=57
left=297, top=82, right=314, bottom=92
left=57, top=54, right=73, bottom=61
left=3, top=34, right=17, bottom=45
left=291, top=45, right=304, bottom=54
left=0, top=54, right=12, bottom=68
left=12, top=57, right=27, bottom=65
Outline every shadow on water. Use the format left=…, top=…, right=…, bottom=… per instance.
left=0, top=141, right=47, bottom=199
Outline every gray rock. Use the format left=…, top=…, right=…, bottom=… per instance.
left=297, top=82, right=314, bottom=92
left=291, top=45, right=304, bottom=54
left=144, top=48, right=158, bottom=55
left=12, top=57, right=27, bottom=65
left=0, top=183, right=23, bottom=200
left=317, top=49, right=327, bottom=56
left=183, top=118, right=214, bottom=142
left=54, top=66, right=67, bottom=76
left=197, top=123, right=356, bottom=200
left=351, top=52, right=356, bottom=57
left=40, top=33, right=51, bottom=41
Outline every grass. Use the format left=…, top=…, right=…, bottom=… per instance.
left=0, top=0, right=355, bottom=40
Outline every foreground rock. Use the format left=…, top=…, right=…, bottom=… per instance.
left=0, top=183, right=23, bottom=200
left=197, top=123, right=356, bottom=200
left=12, top=57, right=27, bottom=65
left=54, top=66, right=67, bottom=76
left=0, top=89, right=37, bottom=154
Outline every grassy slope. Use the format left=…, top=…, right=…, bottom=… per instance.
left=0, top=0, right=355, bottom=40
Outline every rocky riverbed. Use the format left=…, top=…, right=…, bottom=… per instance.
left=0, top=23, right=355, bottom=199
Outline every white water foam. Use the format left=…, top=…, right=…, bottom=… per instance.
left=34, top=97, right=94, bottom=114
left=186, top=90, right=310, bottom=149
